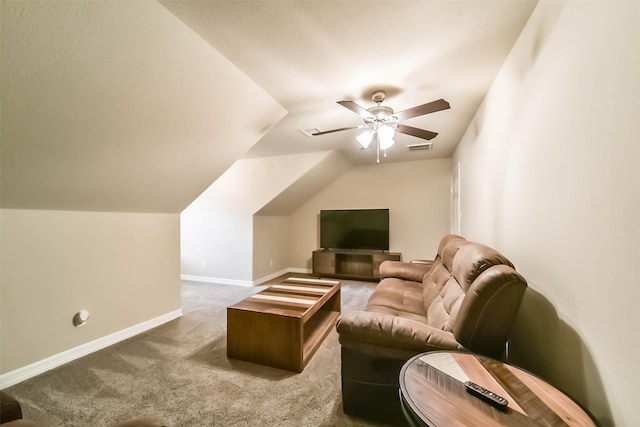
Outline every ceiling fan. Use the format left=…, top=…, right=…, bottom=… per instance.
left=312, top=90, right=450, bottom=162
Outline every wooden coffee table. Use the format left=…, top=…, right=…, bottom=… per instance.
left=227, top=277, right=340, bottom=372
left=399, top=351, right=597, bottom=426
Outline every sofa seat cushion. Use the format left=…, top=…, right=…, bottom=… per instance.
left=337, top=310, right=463, bottom=352
left=365, top=278, right=426, bottom=324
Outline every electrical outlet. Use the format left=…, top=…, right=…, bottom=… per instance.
left=269, top=259, right=273, bottom=266
left=202, top=261, right=207, bottom=268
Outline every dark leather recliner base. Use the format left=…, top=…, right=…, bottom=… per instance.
left=340, top=346, right=409, bottom=425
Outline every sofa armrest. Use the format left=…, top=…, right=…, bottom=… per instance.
left=336, top=310, right=463, bottom=353
left=379, top=260, right=433, bottom=282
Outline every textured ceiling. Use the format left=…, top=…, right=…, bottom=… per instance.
left=1, top=0, right=537, bottom=213
left=0, top=0, right=286, bottom=212
left=161, top=0, right=537, bottom=165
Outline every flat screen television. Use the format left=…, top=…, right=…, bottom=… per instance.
left=320, top=209, right=389, bottom=251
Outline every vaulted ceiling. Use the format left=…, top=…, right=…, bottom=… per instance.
left=162, top=1, right=537, bottom=164
left=1, top=0, right=286, bottom=213
left=1, top=0, right=537, bottom=213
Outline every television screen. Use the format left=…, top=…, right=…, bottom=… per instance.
left=320, top=209, right=389, bottom=250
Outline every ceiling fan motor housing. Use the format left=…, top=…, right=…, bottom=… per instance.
left=366, top=105, right=398, bottom=128
left=371, top=90, right=386, bottom=104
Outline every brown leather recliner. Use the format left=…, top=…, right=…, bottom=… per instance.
left=336, top=234, right=527, bottom=424
left=0, top=390, right=164, bottom=427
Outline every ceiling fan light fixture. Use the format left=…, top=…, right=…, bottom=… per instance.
left=356, top=130, right=374, bottom=148
left=378, top=124, right=395, bottom=144
left=379, top=137, right=395, bottom=150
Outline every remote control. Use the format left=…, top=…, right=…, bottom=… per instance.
left=464, top=381, right=508, bottom=409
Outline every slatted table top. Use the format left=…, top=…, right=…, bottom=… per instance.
left=399, top=351, right=597, bottom=427
left=227, top=277, right=340, bottom=320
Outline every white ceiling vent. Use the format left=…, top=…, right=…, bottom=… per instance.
left=299, top=128, right=320, bottom=137
left=407, top=142, right=433, bottom=151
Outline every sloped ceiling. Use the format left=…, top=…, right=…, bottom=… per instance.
left=1, top=0, right=538, bottom=213
left=0, top=0, right=287, bottom=213
left=255, top=151, right=351, bottom=216
left=161, top=0, right=537, bottom=165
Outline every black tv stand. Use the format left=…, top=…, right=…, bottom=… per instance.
left=312, top=249, right=402, bottom=281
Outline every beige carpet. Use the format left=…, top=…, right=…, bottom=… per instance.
left=4, top=276, right=392, bottom=426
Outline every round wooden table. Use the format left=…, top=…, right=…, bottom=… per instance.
left=399, top=351, right=597, bottom=427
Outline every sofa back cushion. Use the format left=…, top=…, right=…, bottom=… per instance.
left=450, top=242, right=514, bottom=292
left=422, top=237, right=527, bottom=357
left=436, top=234, right=466, bottom=266
left=423, top=270, right=465, bottom=332
left=422, top=236, right=467, bottom=331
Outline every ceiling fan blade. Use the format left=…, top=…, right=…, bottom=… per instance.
left=396, top=124, right=438, bottom=140
left=394, top=99, right=450, bottom=121
left=337, top=101, right=374, bottom=119
left=311, top=126, right=360, bottom=136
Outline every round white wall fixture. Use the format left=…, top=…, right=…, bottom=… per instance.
left=72, top=310, right=90, bottom=327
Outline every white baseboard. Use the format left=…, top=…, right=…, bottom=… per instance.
left=253, top=268, right=302, bottom=285
left=181, top=274, right=254, bottom=287
left=182, top=267, right=313, bottom=287
left=285, top=267, right=313, bottom=275
left=0, top=309, right=183, bottom=389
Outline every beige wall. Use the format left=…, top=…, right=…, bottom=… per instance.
left=453, top=2, right=639, bottom=426
left=181, top=160, right=254, bottom=283
left=252, top=215, right=291, bottom=279
left=0, top=209, right=181, bottom=374
left=181, top=152, right=348, bottom=284
left=288, top=158, right=452, bottom=269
